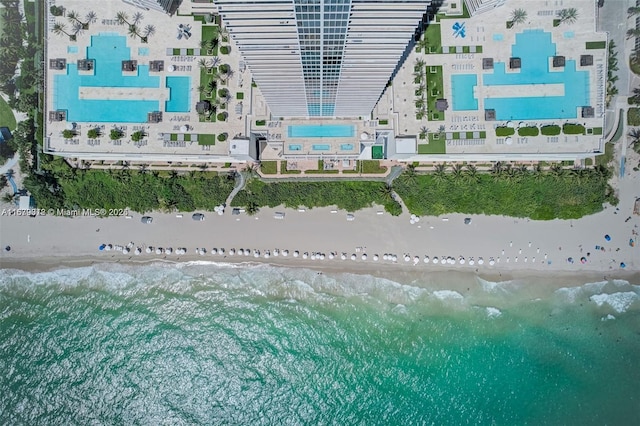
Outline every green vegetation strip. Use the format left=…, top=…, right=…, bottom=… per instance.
left=562, top=123, right=585, bottom=135
left=518, top=126, right=539, bottom=137
left=541, top=125, right=561, bottom=136
left=359, top=160, right=387, bottom=174
left=585, top=41, right=606, bottom=49
left=496, top=126, right=515, bottom=137
left=0, top=96, right=16, bottom=130
left=426, top=65, right=445, bottom=121
left=260, top=161, right=277, bottom=174
left=627, top=108, right=640, bottom=126
left=231, top=180, right=402, bottom=216
left=394, top=168, right=614, bottom=220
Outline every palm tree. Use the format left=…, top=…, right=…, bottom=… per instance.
left=206, top=80, right=217, bottom=97
left=127, top=25, right=139, bottom=40
left=419, top=126, right=429, bottom=139
left=72, top=22, right=84, bottom=38
left=379, top=183, right=394, bottom=200
left=558, top=8, right=578, bottom=25
left=219, top=26, right=229, bottom=41
left=209, top=56, right=221, bottom=67
left=465, top=164, right=479, bottom=183
left=490, top=161, right=503, bottom=181
left=433, top=163, right=447, bottom=183
left=550, top=163, right=564, bottom=178
left=628, top=127, right=640, bottom=150
left=246, top=201, right=260, bottom=216
left=627, top=28, right=640, bottom=40
left=417, top=37, right=429, bottom=53
left=116, top=11, right=130, bottom=26
left=414, top=58, right=426, bottom=70
left=132, top=12, right=144, bottom=25
left=52, top=22, right=76, bottom=41
left=85, top=11, right=97, bottom=26
left=415, top=98, right=425, bottom=110
left=510, top=9, right=527, bottom=26
left=451, top=163, right=464, bottom=181
left=141, top=24, right=155, bottom=43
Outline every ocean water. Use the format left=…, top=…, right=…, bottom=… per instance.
left=1, top=263, right=639, bottom=425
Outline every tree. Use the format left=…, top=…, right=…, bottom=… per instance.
left=451, top=163, right=463, bottom=181
left=419, top=126, right=429, bottom=139
left=87, top=128, right=100, bottom=139
left=417, top=37, right=429, bottom=53
left=50, top=5, right=64, bottom=16
left=142, top=24, right=155, bottom=43
left=433, top=163, right=447, bottom=183
left=628, top=128, right=640, bottom=152
left=62, top=129, right=75, bottom=139
left=465, top=164, right=479, bottom=183
left=110, top=128, right=124, bottom=140
left=558, top=8, right=578, bottom=25
left=629, top=6, right=640, bottom=16
left=627, top=28, right=640, bottom=40
left=132, top=12, right=144, bottom=25
left=67, top=10, right=94, bottom=30
left=52, top=22, right=76, bottom=41
left=246, top=201, right=260, bottom=216
left=131, top=131, right=145, bottom=142
left=509, top=9, right=527, bottom=27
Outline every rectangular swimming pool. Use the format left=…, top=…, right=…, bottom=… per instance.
left=451, top=74, right=478, bottom=111
left=289, top=144, right=302, bottom=151
left=340, top=144, right=354, bottom=150
left=312, top=144, right=331, bottom=151
left=165, top=76, right=191, bottom=113
left=288, top=124, right=355, bottom=138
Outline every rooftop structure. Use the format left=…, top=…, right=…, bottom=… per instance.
left=215, top=0, right=432, bottom=118
left=121, top=0, right=182, bottom=15
left=463, top=0, right=507, bottom=16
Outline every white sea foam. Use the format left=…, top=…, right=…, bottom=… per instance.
left=601, top=314, right=616, bottom=321
left=555, top=280, right=609, bottom=303
left=432, top=290, right=464, bottom=301
left=589, top=292, right=639, bottom=314
left=476, top=277, right=510, bottom=293
left=486, top=307, right=502, bottom=318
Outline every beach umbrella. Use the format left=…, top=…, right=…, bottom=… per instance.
left=392, top=255, right=398, bottom=262
left=362, top=254, right=368, bottom=260
left=373, top=254, right=379, bottom=261
left=123, top=247, right=130, bottom=254
left=580, top=257, right=587, bottom=264
left=432, top=257, right=439, bottom=264
left=219, top=248, right=224, bottom=254
left=294, top=251, right=299, bottom=258
left=106, top=244, right=113, bottom=251
left=212, top=248, right=218, bottom=255
left=440, top=258, right=446, bottom=264
left=620, top=262, right=626, bottom=268
left=341, top=254, right=347, bottom=260
left=135, top=247, right=141, bottom=255
left=351, top=254, right=357, bottom=260
left=424, top=256, right=430, bottom=263
left=383, top=254, right=389, bottom=260
left=311, top=253, right=317, bottom=260
left=489, top=259, right=495, bottom=266
left=264, top=252, right=270, bottom=259
left=156, top=248, right=162, bottom=254
left=459, top=257, right=465, bottom=264
left=273, top=250, right=279, bottom=257
left=166, top=247, right=173, bottom=254
left=404, top=255, right=410, bottom=262
left=410, top=219, right=415, bottom=224
left=469, top=259, right=475, bottom=266
left=145, top=247, right=152, bottom=253
left=447, top=257, right=455, bottom=264
left=414, top=217, right=420, bottom=223
left=303, top=252, right=308, bottom=259
left=567, top=257, right=573, bottom=263
left=244, top=249, right=250, bottom=256
left=413, top=256, right=419, bottom=264
left=328, top=252, right=334, bottom=259
left=254, top=250, right=259, bottom=258
left=99, top=244, right=106, bottom=251
left=320, top=254, right=325, bottom=260
left=604, top=234, right=611, bottom=241
left=478, top=258, right=484, bottom=265
left=229, top=248, right=236, bottom=255
left=283, top=250, right=289, bottom=257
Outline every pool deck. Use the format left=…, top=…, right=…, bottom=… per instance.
left=379, top=0, right=607, bottom=161
left=45, top=0, right=251, bottom=163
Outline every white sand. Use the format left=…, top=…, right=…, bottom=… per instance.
left=1, top=171, right=638, bottom=278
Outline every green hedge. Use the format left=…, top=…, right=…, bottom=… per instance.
left=495, top=126, right=515, bottom=137
left=517, top=126, right=539, bottom=137
left=562, top=123, right=585, bottom=135
left=541, top=125, right=561, bottom=136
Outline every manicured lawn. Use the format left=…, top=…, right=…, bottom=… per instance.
left=201, top=25, right=219, bottom=55
left=541, top=125, right=561, bottom=136
left=236, top=92, right=244, bottom=100
left=592, top=127, right=603, bottom=135
left=359, top=160, right=387, bottom=174
left=426, top=65, right=444, bottom=121
left=596, top=142, right=614, bottom=167
left=198, top=134, right=216, bottom=146
left=0, top=96, right=17, bottom=130
left=417, top=133, right=446, bottom=154
left=421, top=24, right=441, bottom=54
left=627, top=107, right=640, bottom=126
left=585, top=41, right=606, bottom=50
left=260, top=161, right=278, bottom=174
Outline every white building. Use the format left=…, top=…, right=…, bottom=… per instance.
left=215, top=0, right=431, bottom=118
left=463, top=0, right=507, bottom=16
left=121, top=0, right=182, bottom=15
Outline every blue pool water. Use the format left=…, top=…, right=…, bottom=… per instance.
left=165, top=76, right=191, bottom=113
left=54, top=34, right=160, bottom=122
left=492, top=34, right=503, bottom=41
left=67, top=46, right=78, bottom=54
left=289, top=144, right=302, bottom=151
left=312, top=144, right=331, bottom=151
left=451, top=74, right=478, bottom=111
left=340, top=144, right=354, bottom=150
left=563, top=31, right=574, bottom=39
left=138, top=47, right=150, bottom=56
left=482, top=30, right=589, bottom=120
left=288, top=124, right=355, bottom=138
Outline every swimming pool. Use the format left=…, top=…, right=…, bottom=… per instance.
left=451, top=74, right=478, bottom=110
left=138, top=47, right=150, bottom=56
left=54, top=34, right=160, bottom=122
left=340, top=144, right=354, bottom=150
left=312, top=144, right=331, bottom=151
left=482, top=30, right=589, bottom=120
left=288, top=124, right=355, bottom=138
left=165, top=76, right=191, bottom=113
left=67, top=46, right=78, bottom=54
left=289, top=144, right=302, bottom=151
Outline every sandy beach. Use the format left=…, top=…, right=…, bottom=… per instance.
left=1, top=169, right=638, bottom=281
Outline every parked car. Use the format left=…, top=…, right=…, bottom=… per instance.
left=464, top=217, right=472, bottom=225
left=141, top=216, right=153, bottom=224
left=192, top=213, right=205, bottom=221
left=274, top=212, right=285, bottom=219
left=346, top=214, right=355, bottom=221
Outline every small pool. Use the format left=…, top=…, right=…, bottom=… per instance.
left=138, top=47, right=150, bottom=56
left=289, top=144, right=302, bottom=151
left=340, top=144, right=354, bottom=150
left=563, top=31, right=574, bottom=39
left=312, top=144, right=331, bottom=151
left=67, top=46, right=78, bottom=53
left=451, top=74, right=478, bottom=111
left=288, top=124, right=355, bottom=138
left=165, top=76, right=191, bottom=113
left=492, top=34, right=503, bottom=41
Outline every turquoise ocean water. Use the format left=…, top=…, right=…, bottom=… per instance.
left=1, top=263, right=639, bottom=424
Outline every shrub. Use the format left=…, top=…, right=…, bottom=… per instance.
left=541, top=125, right=561, bottom=136
left=220, top=46, right=230, bottom=54
left=217, top=133, right=227, bottom=142
left=517, top=126, right=539, bottom=137
left=255, top=120, right=266, bottom=126
left=236, top=92, right=244, bottom=100
left=110, top=129, right=124, bottom=140
left=217, top=112, right=227, bottom=121
left=495, top=126, right=515, bottom=137
left=562, top=123, right=585, bottom=135
left=62, top=129, right=75, bottom=139
left=131, top=131, right=145, bottom=142
left=87, top=128, right=100, bottom=139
